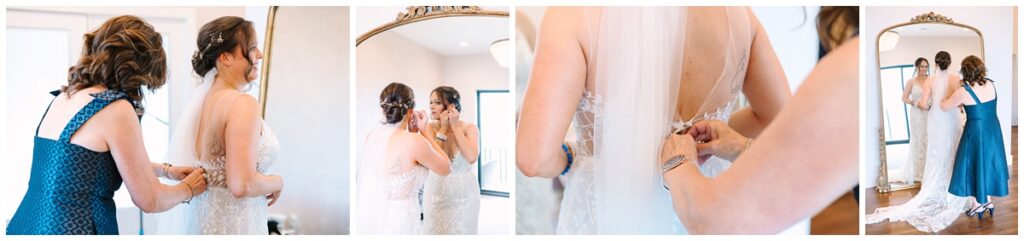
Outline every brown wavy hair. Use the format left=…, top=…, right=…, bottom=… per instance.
left=64, top=15, right=167, bottom=111
left=816, top=6, right=858, bottom=51
left=960, top=55, right=988, bottom=86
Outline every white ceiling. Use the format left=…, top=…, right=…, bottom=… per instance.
left=891, top=23, right=980, bottom=37
left=357, top=6, right=509, bottom=56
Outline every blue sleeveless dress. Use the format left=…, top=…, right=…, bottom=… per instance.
left=6, top=90, right=132, bottom=235
left=948, top=82, right=1009, bottom=204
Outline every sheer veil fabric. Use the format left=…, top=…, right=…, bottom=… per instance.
left=156, top=68, right=216, bottom=234
left=355, top=125, right=398, bottom=234
left=557, top=7, right=809, bottom=234
left=587, top=7, right=686, bottom=234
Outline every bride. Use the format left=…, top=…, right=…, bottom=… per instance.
left=423, top=86, right=482, bottom=234
left=866, top=51, right=970, bottom=233
left=356, top=83, right=451, bottom=234
left=898, top=57, right=931, bottom=184
left=516, top=7, right=790, bottom=234
left=158, top=16, right=284, bottom=235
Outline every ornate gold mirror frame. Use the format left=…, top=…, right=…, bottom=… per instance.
left=258, top=6, right=279, bottom=118
left=355, top=6, right=509, bottom=46
left=874, top=12, right=985, bottom=193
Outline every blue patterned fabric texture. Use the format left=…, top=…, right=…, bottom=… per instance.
left=7, top=90, right=131, bottom=235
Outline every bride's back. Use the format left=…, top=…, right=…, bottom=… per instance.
left=195, top=89, right=245, bottom=161
left=578, top=6, right=754, bottom=122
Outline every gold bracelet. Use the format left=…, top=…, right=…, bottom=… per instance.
left=181, top=182, right=194, bottom=204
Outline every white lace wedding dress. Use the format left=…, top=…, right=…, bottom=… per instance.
left=157, top=68, right=280, bottom=235
left=866, top=69, right=970, bottom=233
left=423, top=150, right=481, bottom=234
left=555, top=7, right=808, bottom=234
left=356, top=124, right=430, bottom=235
left=899, top=84, right=928, bottom=183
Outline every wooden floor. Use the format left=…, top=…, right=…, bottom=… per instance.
left=811, top=191, right=859, bottom=234
left=864, top=127, right=1018, bottom=235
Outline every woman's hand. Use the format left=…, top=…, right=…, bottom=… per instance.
left=660, top=133, right=699, bottom=170
left=411, top=110, right=428, bottom=133
left=266, top=177, right=282, bottom=206
left=915, top=100, right=930, bottom=111
left=686, top=120, right=749, bottom=163
left=180, top=168, right=208, bottom=197
left=446, top=105, right=461, bottom=127
left=164, top=165, right=197, bottom=181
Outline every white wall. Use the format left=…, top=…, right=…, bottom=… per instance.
left=879, top=36, right=983, bottom=73
left=261, top=6, right=350, bottom=234
left=442, top=54, right=510, bottom=124
left=355, top=31, right=444, bottom=158
left=865, top=6, right=1015, bottom=188
left=750, top=6, right=820, bottom=92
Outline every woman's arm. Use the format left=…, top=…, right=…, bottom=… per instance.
left=451, top=122, right=480, bottom=164
left=728, top=8, right=791, bottom=138
left=105, top=101, right=206, bottom=213
left=413, top=129, right=452, bottom=176
left=663, top=38, right=860, bottom=234
left=516, top=7, right=588, bottom=178
left=917, top=83, right=931, bottom=110
left=940, top=87, right=967, bottom=111
left=901, top=80, right=915, bottom=104
left=224, top=94, right=283, bottom=199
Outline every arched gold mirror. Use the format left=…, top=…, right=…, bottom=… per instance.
left=257, top=6, right=351, bottom=234
left=875, top=12, right=984, bottom=193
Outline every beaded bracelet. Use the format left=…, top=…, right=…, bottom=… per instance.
left=561, top=143, right=574, bottom=175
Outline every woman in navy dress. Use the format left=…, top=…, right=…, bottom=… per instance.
left=939, top=55, right=1010, bottom=220
left=6, top=15, right=208, bottom=235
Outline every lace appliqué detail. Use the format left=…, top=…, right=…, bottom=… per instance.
left=556, top=91, right=602, bottom=234
left=187, top=121, right=279, bottom=235
left=423, top=151, right=481, bottom=234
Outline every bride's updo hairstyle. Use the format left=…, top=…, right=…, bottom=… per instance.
left=960, top=55, right=988, bottom=86
left=935, top=51, right=952, bottom=71
left=431, top=86, right=462, bottom=112
left=65, top=15, right=167, bottom=113
left=192, top=16, right=256, bottom=78
left=380, top=82, right=415, bottom=124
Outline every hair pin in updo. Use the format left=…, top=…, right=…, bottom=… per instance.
left=191, top=32, right=224, bottom=61
left=380, top=101, right=407, bottom=108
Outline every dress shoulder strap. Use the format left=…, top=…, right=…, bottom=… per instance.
left=962, top=82, right=982, bottom=105
left=34, top=90, right=62, bottom=136
left=57, top=90, right=129, bottom=143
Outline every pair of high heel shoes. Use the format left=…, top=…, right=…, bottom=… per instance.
left=965, top=202, right=995, bottom=220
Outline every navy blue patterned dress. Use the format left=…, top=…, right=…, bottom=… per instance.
left=948, top=82, right=1010, bottom=204
left=7, top=90, right=132, bottom=235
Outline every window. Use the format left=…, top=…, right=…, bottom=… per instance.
left=880, top=65, right=916, bottom=145
left=476, top=90, right=513, bottom=196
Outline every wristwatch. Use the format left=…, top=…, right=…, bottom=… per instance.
left=435, top=132, right=448, bottom=142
